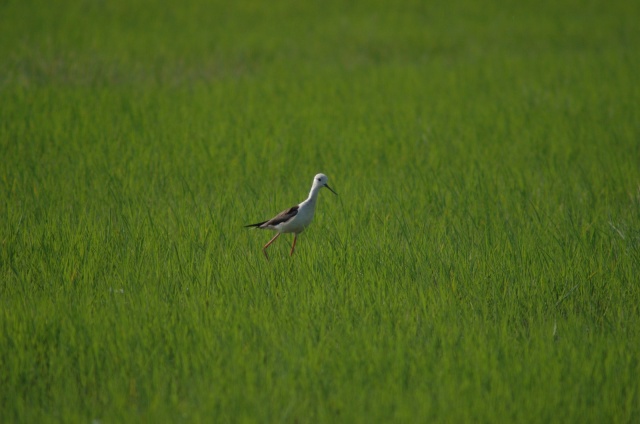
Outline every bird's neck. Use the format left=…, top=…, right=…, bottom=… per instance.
left=305, top=186, right=321, bottom=204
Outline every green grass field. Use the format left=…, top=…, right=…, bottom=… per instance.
left=2, top=0, right=640, bottom=422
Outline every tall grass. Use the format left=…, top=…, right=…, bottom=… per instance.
left=1, top=0, right=639, bottom=422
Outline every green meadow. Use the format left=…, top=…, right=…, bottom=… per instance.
left=1, top=0, right=639, bottom=422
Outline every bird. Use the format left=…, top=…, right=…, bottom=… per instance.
left=245, top=173, right=337, bottom=259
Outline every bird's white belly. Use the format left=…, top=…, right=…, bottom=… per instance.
left=278, top=207, right=314, bottom=233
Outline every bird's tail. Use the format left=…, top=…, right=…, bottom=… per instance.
left=244, top=221, right=267, bottom=228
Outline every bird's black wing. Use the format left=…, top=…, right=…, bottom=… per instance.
left=245, top=205, right=299, bottom=228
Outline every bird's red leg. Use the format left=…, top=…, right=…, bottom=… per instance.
left=262, top=233, right=281, bottom=260
left=290, top=234, right=297, bottom=256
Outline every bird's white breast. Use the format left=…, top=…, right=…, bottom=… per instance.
left=281, top=199, right=315, bottom=233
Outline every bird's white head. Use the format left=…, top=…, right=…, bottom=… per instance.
left=312, top=173, right=337, bottom=195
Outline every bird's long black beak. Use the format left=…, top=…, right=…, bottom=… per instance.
left=324, top=184, right=337, bottom=195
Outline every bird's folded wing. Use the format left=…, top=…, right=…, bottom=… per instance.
left=263, top=205, right=299, bottom=227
